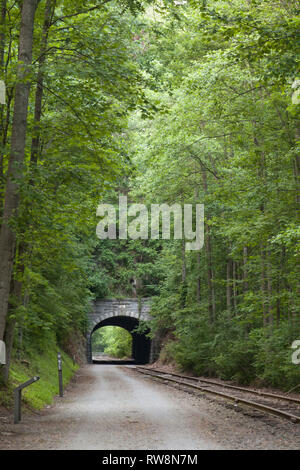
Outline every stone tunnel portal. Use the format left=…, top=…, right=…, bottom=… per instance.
left=90, top=315, right=151, bottom=364
left=86, top=299, right=154, bottom=364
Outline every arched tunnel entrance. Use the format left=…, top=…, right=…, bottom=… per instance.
left=89, top=315, right=151, bottom=364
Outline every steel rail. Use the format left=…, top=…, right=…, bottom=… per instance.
left=137, top=366, right=300, bottom=405
left=135, top=367, right=300, bottom=424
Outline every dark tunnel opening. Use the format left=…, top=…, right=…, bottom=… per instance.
left=90, top=315, right=151, bottom=365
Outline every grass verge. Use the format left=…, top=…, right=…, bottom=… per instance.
left=0, top=347, right=79, bottom=410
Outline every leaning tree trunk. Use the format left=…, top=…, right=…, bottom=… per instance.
left=0, top=0, right=38, bottom=341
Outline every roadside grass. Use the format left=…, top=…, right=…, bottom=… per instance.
left=0, top=347, right=79, bottom=410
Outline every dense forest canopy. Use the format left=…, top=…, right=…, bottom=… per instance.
left=0, top=0, right=299, bottom=389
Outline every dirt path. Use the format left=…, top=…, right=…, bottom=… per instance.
left=0, top=365, right=299, bottom=450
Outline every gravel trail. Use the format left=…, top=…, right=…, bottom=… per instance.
left=0, top=365, right=299, bottom=450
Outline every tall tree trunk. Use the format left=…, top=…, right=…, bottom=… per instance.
left=276, top=281, right=281, bottom=327
left=243, top=246, right=248, bottom=292
left=0, top=0, right=6, bottom=70
left=2, top=278, right=22, bottom=384
left=202, top=167, right=216, bottom=323
left=226, top=259, right=232, bottom=311
left=2, top=316, right=15, bottom=383
left=31, top=0, right=56, bottom=165
left=294, top=125, right=300, bottom=212
left=2, top=0, right=56, bottom=380
left=194, top=186, right=201, bottom=303
left=179, top=239, right=187, bottom=308
left=0, top=88, right=13, bottom=218
left=0, top=0, right=38, bottom=341
left=266, top=250, right=273, bottom=328
left=205, top=224, right=215, bottom=322
left=232, top=261, right=237, bottom=312
left=2, top=0, right=57, bottom=378
left=0, top=0, right=6, bottom=207
left=182, top=238, right=186, bottom=282
left=261, top=245, right=268, bottom=328
left=196, top=251, right=201, bottom=302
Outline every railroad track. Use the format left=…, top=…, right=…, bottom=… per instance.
left=135, top=366, right=300, bottom=424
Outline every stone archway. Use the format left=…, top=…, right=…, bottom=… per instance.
left=86, top=299, right=156, bottom=364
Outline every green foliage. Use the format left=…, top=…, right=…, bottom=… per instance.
left=154, top=305, right=300, bottom=388
left=1, top=0, right=299, bottom=395
left=91, top=237, right=164, bottom=298
left=1, top=0, right=159, bottom=382
left=122, top=0, right=300, bottom=390
left=92, top=326, right=132, bottom=359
